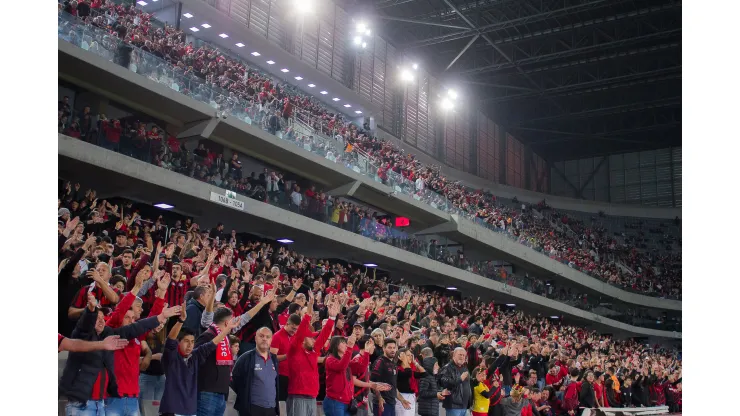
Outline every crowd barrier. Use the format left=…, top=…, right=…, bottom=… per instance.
left=582, top=406, right=671, bottom=416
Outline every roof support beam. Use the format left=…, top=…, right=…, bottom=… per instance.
left=376, top=15, right=470, bottom=30
left=440, top=0, right=563, bottom=112
left=462, top=30, right=681, bottom=77
left=404, top=0, right=620, bottom=48
left=445, top=35, right=479, bottom=71
left=485, top=66, right=682, bottom=103
left=459, top=81, right=536, bottom=91
left=408, top=2, right=680, bottom=49
left=515, top=98, right=681, bottom=126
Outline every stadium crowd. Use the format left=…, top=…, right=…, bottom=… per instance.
left=58, top=0, right=681, bottom=301
left=58, top=182, right=682, bottom=416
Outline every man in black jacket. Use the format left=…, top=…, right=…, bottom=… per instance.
left=491, top=344, right=522, bottom=396
left=439, top=347, right=472, bottom=416
left=231, top=327, right=280, bottom=416
left=59, top=293, right=180, bottom=414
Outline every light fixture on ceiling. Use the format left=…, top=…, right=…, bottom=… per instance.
left=412, top=63, right=419, bottom=70
left=365, top=29, right=371, bottom=36
left=550, top=316, right=559, bottom=319
left=506, top=303, right=516, bottom=307
left=343, top=104, right=351, bottom=107
left=276, top=238, right=294, bottom=244
left=447, top=89, right=458, bottom=100
left=353, top=36, right=362, bottom=45
left=280, top=68, right=289, bottom=73
left=400, top=69, right=414, bottom=82
left=137, top=1, right=148, bottom=5
left=307, top=84, right=316, bottom=87
left=154, top=203, right=174, bottom=209
left=332, top=97, right=340, bottom=101
left=355, top=110, right=362, bottom=114
left=251, top=51, right=261, bottom=56
left=320, top=91, right=328, bottom=94
left=294, top=0, right=315, bottom=15
left=189, top=27, right=199, bottom=32
left=235, top=43, right=245, bottom=47
left=219, top=33, right=229, bottom=38
left=201, top=23, right=211, bottom=28
left=294, top=76, right=303, bottom=80
left=363, top=263, right=377, bottom=267
left=446, top=286, right=458, bottom=290
left=183, top=13, right=193, bottom=18
left=441, top=98, right=454, bottom=111
left=266, top=60, right=275, bottom=65
left=357, top=22, right=366, bottom=33
left=361, top=42, right=367, bottom=49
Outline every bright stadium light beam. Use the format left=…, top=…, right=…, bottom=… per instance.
left=353, top=36, right=362, bottom=45
left=441, top=98, right=454, bottom=110
left=294, top=0, right=315, bottom=14
left=447, top=89, right=458, bottom=100
left=400, top=69, right=414, bottom=82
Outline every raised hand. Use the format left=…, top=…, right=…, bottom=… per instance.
left=347, top=333, right=357, bottom=348
left=161, top=305, right=182, bottom=319
left=261, top=290, right=276, bottom=305
left=157, top=273, right=171, bottom=294
left=87, top=293, right=98, bottom=311
left=102, top=335, right=130, bottom=351
left=165, top=244, right=175, bottom=258
left=64, top=216, right=80, bottom=233
left=87, top=269, right=103, bottom=284
left=308, top=290, right=315, bottom=305
left=460, top=371, right=469, bottom=381
left=292, top=278, right=303, bottom=291
left=327, top=302, right=340, bottom=318
left=365, top=339, right=376, bottom=355
left=225, top=316, right=241, bottom=331
left=83, top=233, right=97, bottom=250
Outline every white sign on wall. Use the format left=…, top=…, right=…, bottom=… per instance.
left=210, top=191, right=245, bottom=211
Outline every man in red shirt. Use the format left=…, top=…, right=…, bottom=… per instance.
left=270, top=313, right=301, bottom=404
left=285, top=299, right=337, bottom=416
left=104, top=270, right=170, bottom=416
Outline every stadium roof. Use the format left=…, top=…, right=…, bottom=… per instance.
left=342, top=0, right=681, bottom=160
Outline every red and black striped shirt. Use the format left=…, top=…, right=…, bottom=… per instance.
left=71, top=284, right=121, bottom=309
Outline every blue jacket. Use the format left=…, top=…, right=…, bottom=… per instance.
left=231, top=349, right=280, bottom=415
left=183, top=297, right=205, bottom=338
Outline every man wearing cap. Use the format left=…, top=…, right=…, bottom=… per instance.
left=285, top=299, right=338, bottom=416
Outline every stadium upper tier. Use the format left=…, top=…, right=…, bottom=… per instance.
left=57, top=10, right=681, bottom=309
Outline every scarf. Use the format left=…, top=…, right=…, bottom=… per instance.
left=611, top=375, right=620, bottom=392
left=398, top=363, right=419, bottom=394
left=209, top=324, right=234, bottom=366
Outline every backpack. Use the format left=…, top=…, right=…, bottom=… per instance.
left=562, top=381, right=581, bottom=411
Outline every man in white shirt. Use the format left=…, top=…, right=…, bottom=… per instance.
left=290, top=185, right=303, bottom=213
left=415, top=176, right=425, bottom=192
